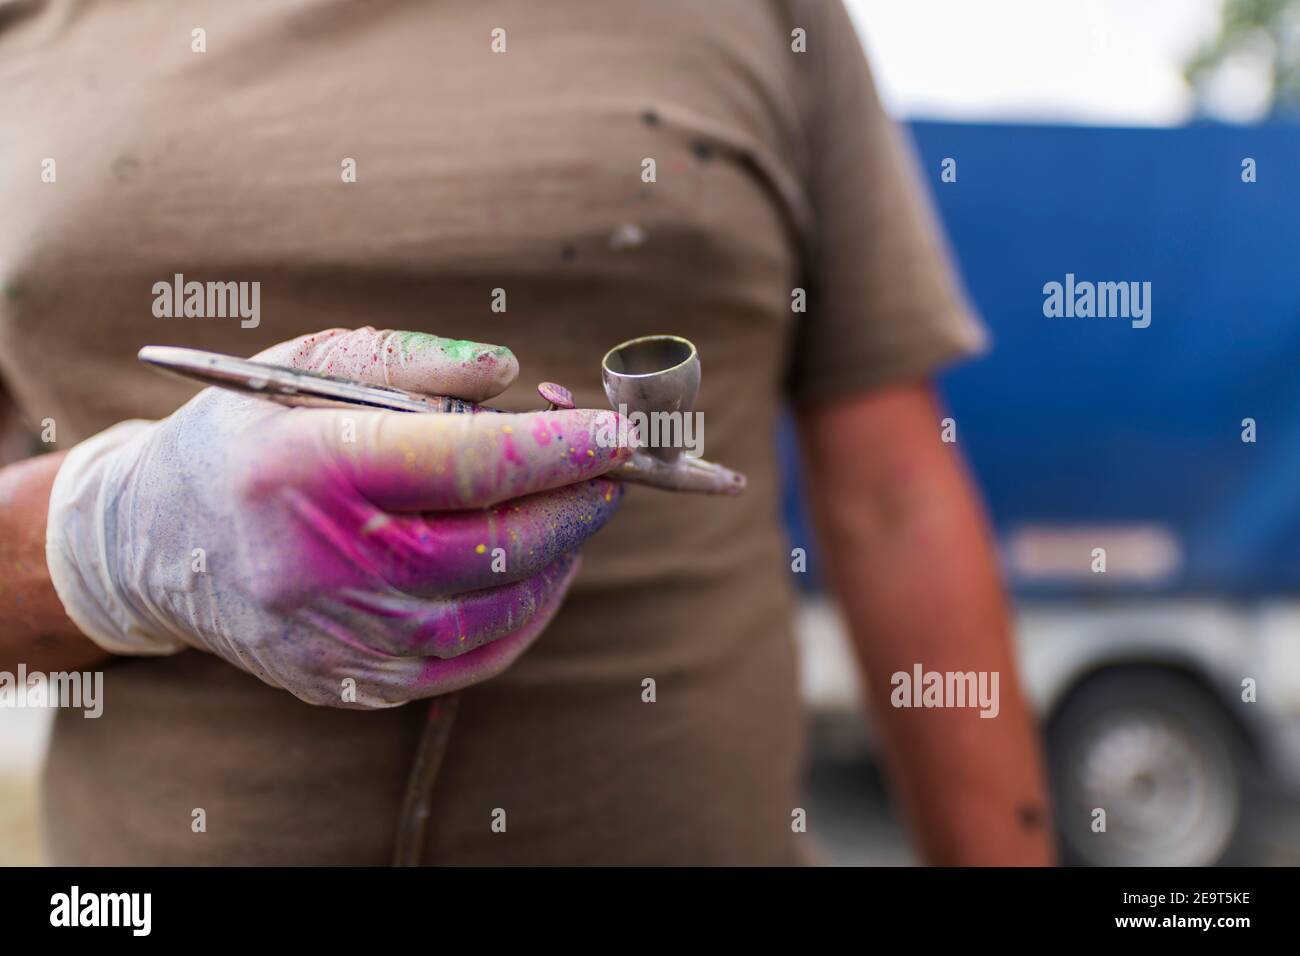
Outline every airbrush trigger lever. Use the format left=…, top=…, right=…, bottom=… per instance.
left=536, top=382, right=576, bottom=411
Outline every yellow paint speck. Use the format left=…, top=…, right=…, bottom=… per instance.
left=475, top=543, right=487, bottom=554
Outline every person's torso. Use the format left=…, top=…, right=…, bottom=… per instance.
left=2, top=0, right=812, bottom=864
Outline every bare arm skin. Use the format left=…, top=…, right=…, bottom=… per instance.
left=799, top=382, right=1055, bottom=865
left=0, top=451, right=109, bottom=672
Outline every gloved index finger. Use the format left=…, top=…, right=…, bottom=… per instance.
left=255, top=327, right=518, bottom=402
left=324, top=406, right=636, bottom=511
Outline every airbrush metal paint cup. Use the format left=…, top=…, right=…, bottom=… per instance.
left=601, top=335, right=744, bottom=494
left=602, top=335, right=699, bottom=465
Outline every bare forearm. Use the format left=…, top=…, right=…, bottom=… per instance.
left=802, top=386, right=1054, bottom=865
left=0, top=452, right=108, bottom=671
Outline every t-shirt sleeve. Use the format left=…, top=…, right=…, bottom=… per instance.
left=784, top=0, right=988, bottom=406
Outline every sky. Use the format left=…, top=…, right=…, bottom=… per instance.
left=843, top=0, right=1260, bottom=126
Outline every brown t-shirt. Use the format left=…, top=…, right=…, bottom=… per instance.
left=0, top=0, right=984, bottom=864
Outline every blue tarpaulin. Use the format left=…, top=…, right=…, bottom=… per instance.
left=784, top=121, right=1300, bottom=598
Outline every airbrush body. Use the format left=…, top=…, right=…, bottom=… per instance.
left=138, top=335, right=746, bottom=496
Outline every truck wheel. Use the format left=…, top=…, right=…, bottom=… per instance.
left=1047, top=668, right=1254, bottom=866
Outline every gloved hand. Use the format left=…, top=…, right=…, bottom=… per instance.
left=46, top=328, right=632, bottom=708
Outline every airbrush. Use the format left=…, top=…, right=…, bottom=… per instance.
left=138, top=334, right=746, bottom=495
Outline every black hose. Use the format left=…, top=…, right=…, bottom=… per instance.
left=392, top=692, right=461, bottom=866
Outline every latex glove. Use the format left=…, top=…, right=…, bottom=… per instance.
left=46, top=328, right=632, bottom=708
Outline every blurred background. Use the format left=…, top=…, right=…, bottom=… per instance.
left=3, top=0, right=1300, bottom=865
left=795, top=0, right=1300, bottom=866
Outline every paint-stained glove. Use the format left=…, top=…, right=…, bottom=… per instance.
left=46, top=328, right=631, bottom=708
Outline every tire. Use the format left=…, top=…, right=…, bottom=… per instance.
left=1046, top=667, right=1256, bottom=866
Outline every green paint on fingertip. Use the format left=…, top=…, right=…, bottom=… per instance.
left=434, top=337, right=484, bottom=362
left=394, top=332, right=510, bottom=364
left=445, top=340, right=514, bottom=364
